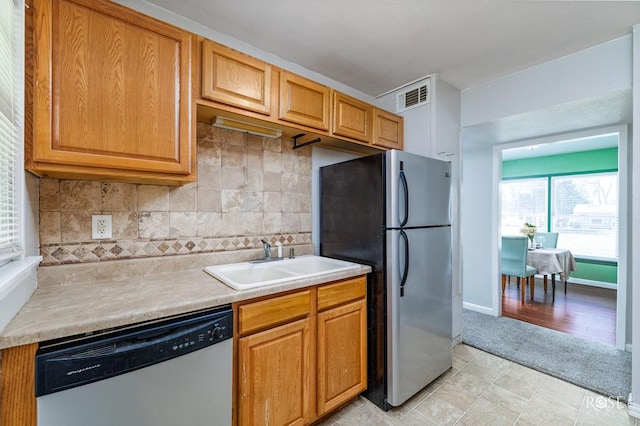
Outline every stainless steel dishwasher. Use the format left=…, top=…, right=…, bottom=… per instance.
left=35, top=306, right=233, bottom=426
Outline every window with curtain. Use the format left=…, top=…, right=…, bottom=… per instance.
left=0, top=0, right=24, bottom=268
left=551, top=173, right=618, bottom=259
left=500, top=178, right=548, bottom=236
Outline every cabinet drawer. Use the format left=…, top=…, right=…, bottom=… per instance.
left=317, top=276, right=366, bottom=311
left=238, top=290, right=311, bottom=335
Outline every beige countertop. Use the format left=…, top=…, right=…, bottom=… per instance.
left=0, top=246, right=371, bottom=349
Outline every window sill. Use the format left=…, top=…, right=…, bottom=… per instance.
left=0, top=256, right=42, bottom=334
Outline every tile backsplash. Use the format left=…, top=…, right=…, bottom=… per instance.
left=38, top=123, right=312, bottom=265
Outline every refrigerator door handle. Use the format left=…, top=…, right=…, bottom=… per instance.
left=399, top=229, right=409, bottom=297
left=399, top=170, right=409, bottom=227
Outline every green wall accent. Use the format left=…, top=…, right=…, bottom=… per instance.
left=502, top=147, right=618, bottom=178
left=502, top=145, right=619, bottom=285
left=571, top=260, right=618, bottom=284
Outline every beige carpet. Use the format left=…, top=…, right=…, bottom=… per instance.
left=462, top=309, right=631, bottom=402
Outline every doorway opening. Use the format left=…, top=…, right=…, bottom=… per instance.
left=498, top=126, right=627, bottom=349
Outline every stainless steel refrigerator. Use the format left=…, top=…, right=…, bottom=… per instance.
left=320, top=149, right=452, bottom=410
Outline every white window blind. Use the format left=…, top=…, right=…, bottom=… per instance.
left=0, top=0, right=24, bottom=262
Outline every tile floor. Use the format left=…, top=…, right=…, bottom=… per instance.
left=317, top=344, right=636, bottom=426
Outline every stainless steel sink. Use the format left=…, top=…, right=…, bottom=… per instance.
left=204, top=255, right=360, bottom=290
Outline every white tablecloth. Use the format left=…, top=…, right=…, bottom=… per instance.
left=527, top=248, right=577, bottom=280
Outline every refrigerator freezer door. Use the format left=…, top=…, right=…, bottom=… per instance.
left=386, top=226, right=452, bottom=407
left=386, top=150, right=452, bottom=228
left=320, top=154, right=385, bottom=268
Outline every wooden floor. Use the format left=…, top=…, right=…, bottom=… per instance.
left=502, top=276, right=617, bottom=346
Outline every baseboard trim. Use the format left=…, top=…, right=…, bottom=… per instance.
left=462, top=302, right=496, bottom=316
left=567, top=278, right=617, bottom=290
left=626, top=343, right=633, bottom=353
left=627, top=394, right=640, bottom=419
left=452, top=334, right=462, bottom=346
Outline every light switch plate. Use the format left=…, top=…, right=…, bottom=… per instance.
left=92, top=215, right=112, bottom=239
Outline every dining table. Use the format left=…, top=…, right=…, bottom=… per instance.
left=527, top=248, right=577, bottom=302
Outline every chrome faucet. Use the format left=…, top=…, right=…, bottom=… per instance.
left=261, top=239, right=271, bottom=259
left=249, top=239, right=284, bottom=263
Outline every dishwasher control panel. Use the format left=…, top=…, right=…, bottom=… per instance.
left=170, top=316, right=231, bottom=352
left=35, top=306, right=233, bottom=397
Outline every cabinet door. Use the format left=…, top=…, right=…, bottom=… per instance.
left=317, top=299, right=367, bottom=416
left=279, top=71, right=330, bottom=131
left=332, top=92, right=372, bottom=143
left=31, top=0, right=193, bottom=178
left=201, top=40, right=271, bottom=115
left=372, top=108, right=404, bottom=150
left=238, top=318, right=311, bottom=426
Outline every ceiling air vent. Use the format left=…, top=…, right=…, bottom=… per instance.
left=396, top=79, right=431, bottom=113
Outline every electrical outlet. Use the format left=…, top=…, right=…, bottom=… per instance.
left=92, top=215, right=112, bottom=239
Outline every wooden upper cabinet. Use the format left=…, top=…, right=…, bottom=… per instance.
left=28, top=0, right=194, bottom=184
left=331, top=91, right=372, bottom=143
left=201, top=40, right=271, bottom=115
left=373, top=108, right=404, bottom=150
left=279, top=71, right=330, bottom=131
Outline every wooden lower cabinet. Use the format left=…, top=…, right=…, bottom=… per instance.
left=316, top=298, right=367, bottom=416
left=0, top=344, right=38, bottom=426
left=235, top=275, right=367, bottom=425
left=238, top=318, right=311, bottom=426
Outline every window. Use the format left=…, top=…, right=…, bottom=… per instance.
left=0, top=0, right=24, bottom=268
left=551, top=173, right=618, bottom=259
left=500, top=178, right=548, bottom=236
left=500, top=172, right=618, bottom=261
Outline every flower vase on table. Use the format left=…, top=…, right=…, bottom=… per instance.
left=520, top=222, right=537, bottom=250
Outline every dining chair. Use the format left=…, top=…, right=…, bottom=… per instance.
left=501, top=236, right=538, bottom=303
left=535, top=232, right=558, bottom=248
left=534, top=232, right=567, bottom=296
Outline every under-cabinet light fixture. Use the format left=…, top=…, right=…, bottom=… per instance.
left=211, top=116, right=283, bottom=139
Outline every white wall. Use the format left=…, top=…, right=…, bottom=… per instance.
left=462, top=35, right=632, bottom=128
left=376, top=79, right=433, bottom=156
left=460, top=144, right=499, bottom=313
left=629, top=24, right=640, bottom=419
left=24, top=173, right=39, bottom=257
left=401, top=105, right=432, bottom=157
left=433, top=79, right=461, bottom=158
left=434, top=80, right=464, bottom=338
left=460, top=35, right=633, bottom=319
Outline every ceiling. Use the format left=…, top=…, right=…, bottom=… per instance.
left=145, top=0, right=640, bottom=95
left=463, top=89, right=632, bottom=146
left=501, top=132, right=620, bottom=161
